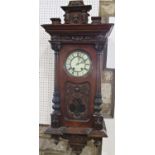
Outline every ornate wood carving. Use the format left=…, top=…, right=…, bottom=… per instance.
left=50, top=33, right=108, bottom=45
left=64, top=82, right=90, bottom=120
left=49, top=41, right=61, bottom=53
left=63, top=134, right=88, bottom=155
left=95, top=35, right=107, bottom=52
left=93, top=115, right=106, bottom=130
left=51, top=35, right=94, bottom=42
left=50, top=34, right=108, bottom=54
left=64, top=12, right=89, bottom=24
left=62, top=1, right=91, bottom=25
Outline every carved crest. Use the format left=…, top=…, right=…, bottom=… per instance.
left=61, top=1, right=91, bottom=24
left=64, top=82, right=90, bottom=120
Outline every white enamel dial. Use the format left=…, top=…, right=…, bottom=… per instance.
left=65, top=50, right=91, bottom=77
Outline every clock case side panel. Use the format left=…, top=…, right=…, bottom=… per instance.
left=58, top=44, right=97, bottom=128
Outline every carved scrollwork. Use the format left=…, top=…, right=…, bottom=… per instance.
left=51, top=35, right=93, bottom=42
left=95, top=35, right=107, bottom=53
left=64, top=12, right=89, bottom=24
left=71, top=35, right=90, bottom=41
left=63, top=134, right=88, bottom=155
left=69, top=98, right=86, bottom=117
left=70, top=14, right=81, bottom=24
left=49, top=41, right=61, bottom=53
left=93, top=115, right=106, bottom=130
left=95, top=43, right=105, bottom=53
left=62, top=1, right=91, bottom=24
left=64, top=82, right=90, bottom=120
left=50, top=34, right=108, bottom=54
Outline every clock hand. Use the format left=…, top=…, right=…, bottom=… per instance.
left=76, top=57, right=82, bottom=65
left=78, top=56, right=80, bottom=63
left=78, top=60, right=84, bottom=64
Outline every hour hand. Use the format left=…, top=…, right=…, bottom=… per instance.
left=78, top=56, right=80, bottom=62
left=79, top=58, right=84, bottom=64
left=76, top=57, right=81, bottom=65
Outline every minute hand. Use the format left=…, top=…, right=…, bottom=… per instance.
left=78, top=60, right=85, bottom=64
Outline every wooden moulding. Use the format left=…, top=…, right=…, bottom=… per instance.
left=44, top=126, right=107, bottom=155
left=41, top=24, right=114, bottom=34
left=44, top=126, right=107, bottom=138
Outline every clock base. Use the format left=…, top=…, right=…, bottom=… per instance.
left=44, top=126, right=107, bottom=155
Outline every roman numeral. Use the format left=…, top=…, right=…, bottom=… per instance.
left=84, top=68, right=88, bottom=71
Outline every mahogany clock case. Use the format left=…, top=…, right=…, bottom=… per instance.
left=41, top=1, right=114, bottom=154
left=59, top=44, right=97, bottom=128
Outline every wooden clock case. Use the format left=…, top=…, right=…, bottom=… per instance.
left=42, top=1, right=113, bottom=154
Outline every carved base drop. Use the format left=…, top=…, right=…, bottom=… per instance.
left=45, top=126, right=107, bottom=155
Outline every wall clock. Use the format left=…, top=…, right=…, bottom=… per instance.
left=42, top=1, right=114, bottom=154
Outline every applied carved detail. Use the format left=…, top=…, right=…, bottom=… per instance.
left=64, top=12, right=89, bottom=24
left=49, top=41, right=61, bottom=52
left=95, top=35, right=107, bottom=53
left=93, top=115, right=105, bottom=130
left=64, top=82, right=90, bottom=120
left=63, top=134, right=88, bottom=155
left=50, top=34, right=107, bottom=53
left=51, top=35, right=94, bottom=42
left=62, top=1, right=91, bottom=25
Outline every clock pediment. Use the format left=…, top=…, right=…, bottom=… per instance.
left=61, top=0, right=91, bottom=24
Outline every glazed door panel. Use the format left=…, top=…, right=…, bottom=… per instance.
left=58, top=44, right=97, bottom=127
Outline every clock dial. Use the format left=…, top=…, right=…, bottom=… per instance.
left=65, top=50, right=91, bottom=77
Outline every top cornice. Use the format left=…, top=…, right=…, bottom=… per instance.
left=41, top=24, right=114, bottom=37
